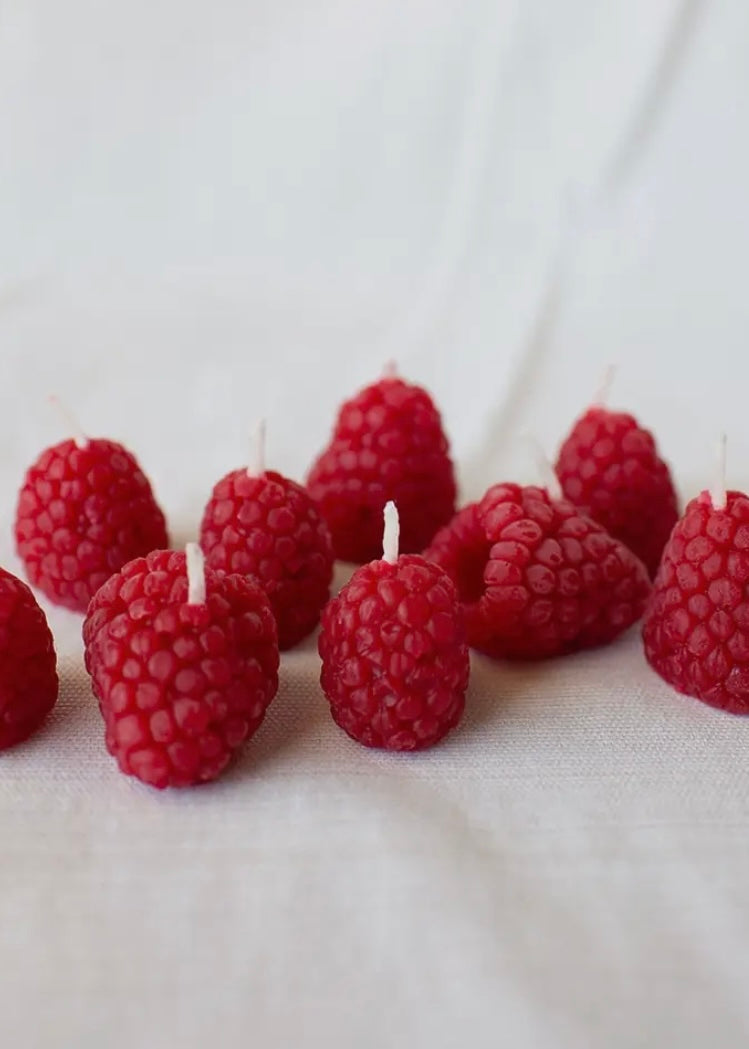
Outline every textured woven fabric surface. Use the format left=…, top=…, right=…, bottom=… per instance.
left=2, top=2, right=749, bottom=1046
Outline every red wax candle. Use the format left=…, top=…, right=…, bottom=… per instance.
left=200, top=421, right=334, bottom=650
left=0, top=566, right=58, bottom=749
left=83, top=544, right=280, bottom=788
left=307, top=370, right=457, bottom=563
left=319, top=501, right=470, bottom=751
left=15, top=404, right=168, bottom=612
left=644, top=437, right=749, bottom=714
left=425, top=478, right=651, bottom=660
left=555, top=377, right=678, bottom=578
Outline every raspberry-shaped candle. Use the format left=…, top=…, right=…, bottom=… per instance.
left=307, top=371, right=457, bottom=563
left=425, top=477, right=651, bottom=659
left=83, top=545, right=279, bottom=788
left=200, top=422, right=334, bottom=649
left=643, top=439, right=749, bottom=713
left=0, top=566, right=58, bottom=749
left=555, top=379, right=678, bottom=577
left=319, top=501, right=469, bottom=750
left=15, top=403, right=168, bottom=612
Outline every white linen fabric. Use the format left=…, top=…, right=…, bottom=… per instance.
left=2, top=1, right=749, bottom=1046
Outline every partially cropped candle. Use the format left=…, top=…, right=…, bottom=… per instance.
left=643, top=437, right=749, bottom=715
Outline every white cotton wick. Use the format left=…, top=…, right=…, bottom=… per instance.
left=710, top=434, right=728, bottom=511
left=592, top=363, right=617, bottom=408
left=186, top=543, right=207, bottom=605
left=247, top=418, right=266, bottom=477
left=525, top=433, right=563, bottom=502
left=382, top=360, right=398, bottom=379
left=382, top=501, right=400, bottom=564
left=48, top=394, right=89, bottom=449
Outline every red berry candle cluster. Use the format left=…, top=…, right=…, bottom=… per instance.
left=4, top=371, right=747, bottom=788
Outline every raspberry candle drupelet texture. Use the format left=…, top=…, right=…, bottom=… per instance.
left=15, top=435, right=168, bottom=613
left=643, top=483, right=749, bottom=714
left=83, top=546, right=279, bottom=788
left=555, top=407, right=678, bottom=577
left=307, top=375, right=456, bottom=563
left=0, top=566, right=58, bottom=749
left=200, top=424, right=334, bottom=650
left=318, top=502, right=469, bottom=750
left=425, top=483, right=651, bottom=659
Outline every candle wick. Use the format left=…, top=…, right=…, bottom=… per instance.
left=247, top=419, right=266, bottom=477
left=48, top=394, right=89, bottom=449
left=382, top=501, right=400, bottom=564
left=710, top=434, right=728, bottom=511
left=382, top=360, right=398, bottom=379
left=592, top=363, right=617, bottom=408
left=524, top=433, right=563, bottom=502
left=185, top=542, right=207, bottom=605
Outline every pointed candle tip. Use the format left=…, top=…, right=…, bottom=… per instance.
left=382, top=501, right=400, bottom=564
left=383, top=360, right=398, bottom=379
left=186, top=542, right=206, bottom=605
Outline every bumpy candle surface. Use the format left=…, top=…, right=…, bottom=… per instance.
left=15, top=438, right=168, bottom=613
left=307, top=376, right=456, bottom=563
left=83, top=548, right=280, bottom=788
left=555, top=407, right=678, bottom=578
left=318, top=502, right=469, bottom=750
left=425, top=483, right=652, bottom=659
left=643, top=489, right=749, bottom=714
left=200, top=468, right=334, bottom=650
left=0, top=566, right=58, bottom=749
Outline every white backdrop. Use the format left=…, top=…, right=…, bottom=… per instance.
left=2, top=1, right=749, bottom=1047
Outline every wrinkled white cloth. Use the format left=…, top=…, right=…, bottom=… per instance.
left=2, top=2, right=749, bottom=1046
